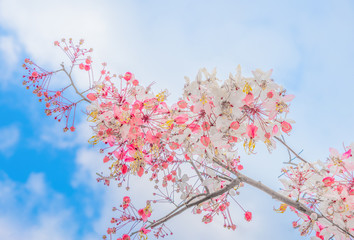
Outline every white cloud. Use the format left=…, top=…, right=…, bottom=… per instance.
left=0, top=172, right=77, bottom=240
left=0, top=35, right=20, bottom=66
left=0, top=34, right=21, bottom=88
left=0, top=125, right=20, bottom=156
left=25, top=172, right=46, bottom=196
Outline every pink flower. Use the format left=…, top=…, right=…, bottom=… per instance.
left=244, top=211, right=252, bottom=222
left=202, top=214, right=213, bottom=224
left=322, top=177, right=335, bottom=187
left=103, top=156, right=110, bottom=163
left=272, top=125, right=278, bottom=135
left=177, top=100, right=187, bottom=109
left=230, top=121, right=240, bottom=130
left=122, top=196, right=130, bottom=209
left=137, top=166, right=144, bottom=177
left=342, top=149, right=352, bottom=160
left=219, top=204, right=227, bottom=211
left=281, top=121, right=292, bottom=134
left=349, top=188, right=354, bottom=195
left=201, top=121, right=210, bottom=131
left=121, top=165, right=128, bottom=174
left=242, top=92, right=254, bottom=105
left=138, top=208, right=151, bottom=222
left=140, top=226, right=151, bottom=234
left=246, top=124, right=258, bottom=138
left=174, top=114, right=189, bottom=124
left=267, top=91, right=274, bottom=98
left=132, top=79, right=139, bottom=86
left=123, top=196, right=130, bottom=204
left=31, top=71, right=38, bottom=78
left=87, top=93, right=97, bottom=101
left=188, top=123, right=201, bottom=133
left=122, top=234, right=130, bottom=240
left=123, top=72, right=133, bottom=81
left=201, top=135, right=210, bottom=147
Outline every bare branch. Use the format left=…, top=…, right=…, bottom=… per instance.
left=61, top=64, right=91, bottom=103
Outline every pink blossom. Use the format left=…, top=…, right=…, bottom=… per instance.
left=177, top=100, right=187, bottom=108
left=342, top=149, right=352, bottom=160
left=123, top=72, right=133, bottom=81
left=242, top=92, right=254, bottom=105
left=230, top=121, right=240, bottom=130
left=174, top=114, right=189, bottom=124
left=246, top=124, right=258, bottom=138
left=140, top=226, right=151, bottom=234
left=322, top=177, right=335, bottom=187
left=137, top=166, right=144, bottom=177
left=281, top=121, right=292, bottom=134
left=272, top=125, right=278, bottom=135
left=267, top=91, right=274, bottom=98
left=121, top=165, right=128, bottom=174
left=103, top=156, right=110, bottom=163
left=201, top=121, right=210, bottom=131
left=244, top=211, right=252, bottom=222
left=122, top=234, right=130, bottom=240
left=202, top=214, right=213, bottom=224
left=201, top=135, right=210, bottom=147
left=87, top=93, right=97, bottom=101
left=31, top=71, right=38, bottom=78
left=188, top=123, right=201, bottom=133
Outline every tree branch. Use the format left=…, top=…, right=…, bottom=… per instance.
left=61, top=64, right=91, bottom=103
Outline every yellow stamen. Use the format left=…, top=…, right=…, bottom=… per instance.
left=243, top=82, right=252, bottom=94
left=274, top=203, right=288, bottom=213
left=200, top=93, right=208, bottom=104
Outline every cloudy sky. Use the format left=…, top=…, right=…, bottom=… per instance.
left=0, top=0, right=354, bottom=239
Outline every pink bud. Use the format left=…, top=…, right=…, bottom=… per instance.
left=121, top=165, right=128, bottom=174
left=267, top=91, right=274, bottom=98
left=244, top=211, right=252, bottom=222
left=177, top=100, right=187, bottom=109
left=281, top=121, right=292, bottom=134
left=87, top=93, right=97, bottom=101
left=31, top=71, right=38, bottom=78
left=103, top=156, right=110, bottom=163
left=201, top=135, right=210, bottom=147
left=230, top=121, right=240, bottom=130
left=201, top=121, right=210, bottom=131
left=123, top=72, right=132, bottom=81
left=174, top=114, right=189, bottom=125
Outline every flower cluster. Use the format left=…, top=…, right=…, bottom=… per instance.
left=22, top=38, right=94, bottom=131
left=279, top=145, right=354, bottom=239
left=177, top=66, right=294, bottom=157
left=92, top=66, right=291, bottom=236
left=103, top=196, right=170, bottom=240
left=23, top=39, right=302, bottom=239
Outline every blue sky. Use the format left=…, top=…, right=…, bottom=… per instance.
left=0, top=0, right=354, bottom=239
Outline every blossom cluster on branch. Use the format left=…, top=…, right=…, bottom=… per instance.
left=21, top=39, right=353, bottom=240
left=279, top=146, right=354, bottom=239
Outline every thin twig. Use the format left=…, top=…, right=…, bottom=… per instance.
left=61, top=64, right=91, bottom=103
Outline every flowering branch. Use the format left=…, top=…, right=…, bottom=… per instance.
left=22, top=39, right=354, bottom=240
